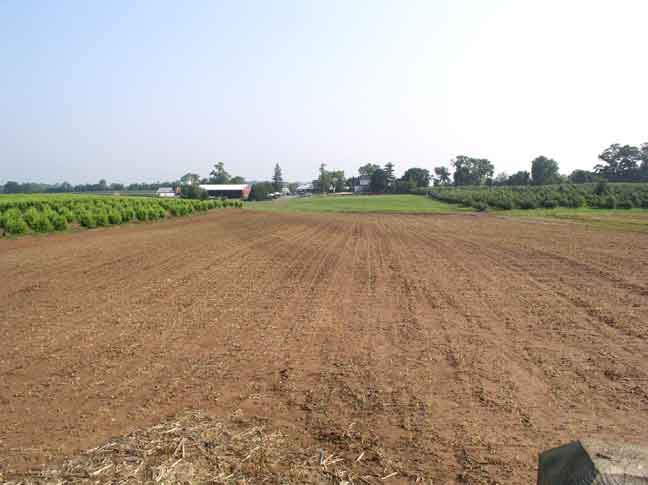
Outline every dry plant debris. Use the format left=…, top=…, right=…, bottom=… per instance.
left=3, top=411, right=402, bottom=485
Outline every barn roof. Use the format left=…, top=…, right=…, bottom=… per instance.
left=199, top=184, right=250, bottom=191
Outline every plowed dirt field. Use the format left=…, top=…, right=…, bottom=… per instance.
left=1, top=210, right=647, bottom=483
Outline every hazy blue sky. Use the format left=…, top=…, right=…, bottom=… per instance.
left=1, top=0, right=647, bottom=184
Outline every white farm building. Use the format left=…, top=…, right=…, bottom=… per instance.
left=156, top=187, right=176, bottom=198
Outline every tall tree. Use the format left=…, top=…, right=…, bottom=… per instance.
left=249, top=181, right=274, bottom=201
left=358, top=163, right=381, bottom=178
left=3, top=181, right=20, bottom=193
left=384, top=162, right=395, bottom=191
left=370, top=168, right=388, bottom=193
left=180, top=184, right=208, bottom=199
left=508, top=170, right=531, bottom=185
left=229, top=176, right=246, bottom=184
left=317, top=163, right=331, bottom=193
left=531, top=156, right=561, bottom=185
left=433, top=167, right=451, bottom=185
left=401, top=167, right=431, bottom=188
left=567, top=169, right=595, bottom=184
left=314, top=165, right=345, bottom=192
left=272, top=163, right=283, bottom=191
left=641, top=143, right=648, bottom=179
left=330, top=170, right=345, bottom=192
left=180, top=173, right=200, bottom=185
left=594, top=144, right=642, bottom=181
left=209, top=162, right=230, bottom=184
left=452, top=156, right=494, bottom=186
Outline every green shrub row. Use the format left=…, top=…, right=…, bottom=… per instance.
left=0, top=196, right=243, bottom=235
left=424, top=182, right=648, bottom=211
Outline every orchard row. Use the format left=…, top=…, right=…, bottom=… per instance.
left=424, top=182, right=648, bottom=211
left=0, top=195, right=243, bottom=235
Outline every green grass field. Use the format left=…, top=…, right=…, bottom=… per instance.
left=249, top=194, right=469, bottom=214
left=249, top=193, right=648, bottom=232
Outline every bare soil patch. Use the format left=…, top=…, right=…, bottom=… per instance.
left=1, top=211, right=647, bottom=483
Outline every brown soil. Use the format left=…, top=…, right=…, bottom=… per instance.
left=1, top=210, right=647, bottom=483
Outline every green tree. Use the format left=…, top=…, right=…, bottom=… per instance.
left=393, top=179, right=416, bottom=193
left=594, top=144, right=643, bottom=181
left=384, top=162, right=396, bottom=191
left=433, top=167, right=451, bottom=185
left=531, top=156, right=561, bottom=185
left=3, top=181, right=20, bottom=193
left=370, top=168, right=388, bottom=193
left=272, top=163, right=283, bottom=191
left=180, top=184, right=207, bottom=199
left=568, top=169, right=596, bottom=184
left=249, top=181, right=274, bottom=201
left=229, top=176, right=246, bottom=184
left=358, top=163, right=380, bottom=178
left=641, top=143, right=648, bottom=179
left=317, top=163, right=331, bottom=193
left=508, top=170, right=531, bottom=186
left=314, top=165, right=345, bottom=192
left=330, top=170, right=346, bottom=192
left=209, top=162, right=231, bottom=184
left=180, top=173, right=200, bottom=185
left=452, top=156, right=494, bottom=186
left=401, top=167, right=431, bottom=188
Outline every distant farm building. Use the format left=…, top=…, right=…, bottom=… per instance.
left=353, top=176, right=371, bottom=193
left=199, top=184, right=251, bottom=200
left=156, top=187, right=176, bottom=198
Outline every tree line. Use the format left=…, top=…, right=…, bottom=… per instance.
left=3, top=142, right=647, bottom=196
left=445, top=142, right=648, bottom=188
left=1, top=161, right=248, bottom=196
left=304, top=142, right=648, bottom=196
left=1, top=179, right=186, bottom=195
left=311, top=162, right=432, bottom=194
